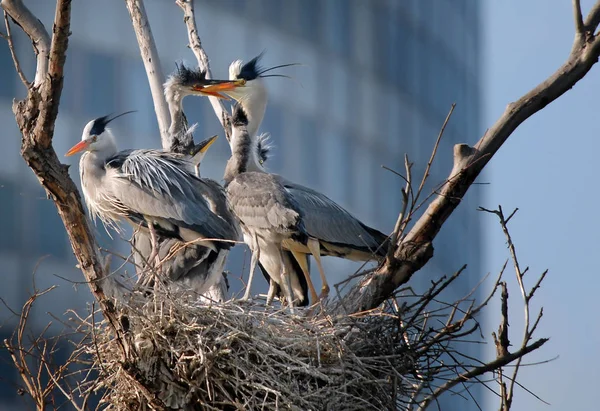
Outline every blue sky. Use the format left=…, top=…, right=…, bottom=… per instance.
left=483, top=1, right=599, bottom=408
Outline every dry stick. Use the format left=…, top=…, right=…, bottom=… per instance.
left=335, top=0, right=600, bottom=315
left=386, top=155, right=411, bottom=262
left=176, top=0, right=232, bottom=140
left=0, top=0, right=49, bottom=86
left=413, top=104, right=456, bottom=210
left=124, top=0, right=170, bottom=147
left=418, top=338, right=547, bottom=411
left=2, top=11, right=29, bottom=87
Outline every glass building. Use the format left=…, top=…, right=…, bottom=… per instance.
left=0, top=1, right=482, bottom=408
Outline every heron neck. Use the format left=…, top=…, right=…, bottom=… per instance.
left=166, top=88, right=193, bottom=153
left=241, top=80, right=267, bottom=139
left=223, top=127, right=252, bottom=185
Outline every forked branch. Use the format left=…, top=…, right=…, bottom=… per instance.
left=336, top=0, right=600, bottom=314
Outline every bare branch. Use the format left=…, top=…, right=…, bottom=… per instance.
left=335, top=2, right=600, bottom=314
left=1, top=0, right=50, bottom=86
left=3, top=11, right=29, bottom=87
left=584, top=1, right=600, bottom=32
left=413, top=104, right=455, bottom=208
left=419, top=338, right=548, bottom=410
left=124, top=0, right=170, bottom=148
left=176, top=0, right=232, bottom=141
left=574, top=0, right=584, bottom=35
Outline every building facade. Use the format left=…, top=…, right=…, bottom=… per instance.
left=0, top=0, right=482, bottom=407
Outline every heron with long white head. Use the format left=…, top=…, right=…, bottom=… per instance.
left=224, top=54, right=389, bottom=303
left=66, top=108, right=241, bottom=296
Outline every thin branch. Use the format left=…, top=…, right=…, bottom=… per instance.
left=176, top=0, right=232, bottom=141
left=124, top=0, right=170, bottom=148
left=3, top=11, right=29, bottom=87
left=418, top=338, right=548, bottom=410
left=574, top=0, right=584, bottom=35
left=413, top=104, right=455, bottom=208
left=584, top=1, right=600, bottom=32
left=0, top=0, right=50, bottom=86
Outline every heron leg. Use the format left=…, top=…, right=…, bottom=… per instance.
left=307, top=238, right=329, bottom=300
left=266, top=281, right=278, bottom=306
left=241, top=233, right=260, bottom=301
left=290, top=250, right=318, bottom=304
left=147, top=223, right=161, bottom=269
left=279, top=248, right=295, bottom=314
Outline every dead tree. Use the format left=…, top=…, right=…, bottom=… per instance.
left=1, top=0, right=599, bottom=409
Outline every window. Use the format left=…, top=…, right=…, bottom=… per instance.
left=330, top=59, right=350, bottom=127
left=0, top=40, right=16, bottom=99
left=324, top=0, right=350, bottom=57
left=321, top=127, right=345, bottom=203
left=371, top=5, right=388, bottom=78
left=36, top=196, right=68, bottom=259
left=351, top=140, right=374, bottom=220
left=293, top=0, right=319, bottom=42
left=0, top=178, right=19, bottom=252
left=83, top=49, right=117, bottom=118
left=393, top=19, right=416, bottom=96
left=121, top=58, right=155, bottom=140
left=261, top=104, right=284, bottom=173
left=299, top=115, right=320, bottom=187
left=261, top=0, right=283, bottom=27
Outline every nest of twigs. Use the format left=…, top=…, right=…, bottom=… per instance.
left=85, top=291, right=420, bottom=410
left=77, top=268, right=483, bottom=411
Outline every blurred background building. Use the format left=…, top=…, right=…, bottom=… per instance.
left=0, top=0, right=482, bottom=407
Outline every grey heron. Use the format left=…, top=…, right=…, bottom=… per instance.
left=66, top=110, right=241, bottom=296
left=130, top=64, right=241, bottom=298
left=224, top=104, right=311, bottom=310
left=225, top=54, right=389, bottom=302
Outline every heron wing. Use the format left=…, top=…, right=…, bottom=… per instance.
left=105, top=149, right=238, bottom=243
left=276, top=176, right=387, bottom=254
left=226, top=172, right=303, bottom=234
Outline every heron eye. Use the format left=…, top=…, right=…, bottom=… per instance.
left=259, top=159, right=264, bottom=165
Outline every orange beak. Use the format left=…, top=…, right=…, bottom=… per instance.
left=192, top=80, right=246, bottom=99
left=65, top=140, right=91, bottom=156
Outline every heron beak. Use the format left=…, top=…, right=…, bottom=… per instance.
left=198, top=134, right=218, bottom=154
left=192, top=79, right=246, bottom=99
left=189, top=135, right=218, bottom=158
left=65, top=140, right=91, bottom=156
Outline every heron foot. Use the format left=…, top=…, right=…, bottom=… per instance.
left=318, top=285, right=330, bottom=301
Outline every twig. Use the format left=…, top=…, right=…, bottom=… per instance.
left=418, top=338, right=548, bottom=410
left=2, top=11, right=29, bottom=87
left=0, top=0, right=50, bottom=86
left=413, top=104, right=455, bottom=209
left=574, top=0, right=584, bottom=36
left=176, top=0, right=232, bottom=140
left=124, top=0, right=170, bottom=147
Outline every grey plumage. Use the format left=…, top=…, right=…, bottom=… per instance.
left=68, top=114, right=240, bottom=296
left=225, top=105, right=308, bottom=308
left=225, top=54, right=388, bottom=302
left=280, top=180, right=388, bottom=260
left=130, top=65, right=242, bottom=298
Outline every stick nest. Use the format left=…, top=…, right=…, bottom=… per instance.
left=88, top=290, right=418, bottom=410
